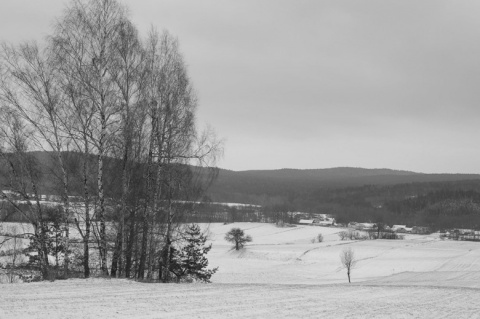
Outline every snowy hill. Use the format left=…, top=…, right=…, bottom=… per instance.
left=2, top=222, right=480, bottom=318
left=204, top=223, right=480, bottom=287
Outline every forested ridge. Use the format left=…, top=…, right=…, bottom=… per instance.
left=4, top=152, right=480, bottom=231
left=209, top=167, right=480, bottom=230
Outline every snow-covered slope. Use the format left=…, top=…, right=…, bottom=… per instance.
left=2, top=222, right=480, bottom=318
left=1, top=278, right=479, bottom=318
left=204, top=223, right=480, bottom=287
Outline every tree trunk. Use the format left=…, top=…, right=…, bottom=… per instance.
left=146, top=217, right=156, bottom=280
left=138, top=205, right=149, bottom=279
left=83, top=220, right=90, bottom=278
left=37, top=224, right=50, bottom=280
left=119, top=166, right=128, bottom=277
left=52, top=132, right=70, bottom=277
left=112, top=141, right=130, bottom=277
left=97, top=148, right=108, bottom=276
left=124, top=209, right=136, bottom=278
left=110, top=230, right=121, bottom=277
left=83, top=139, right=91, bottom=278
left=147, top=161, right=161, bottom=280
left=162, top=196, right=173, bottom=283
left=137, top=163, right=154, bottom=279
left=133, top=219, right=140, bottom=279
left=138, top=112, right=157, bottom=279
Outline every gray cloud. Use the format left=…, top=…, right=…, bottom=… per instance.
left=2, top=0, right=480, bottom=173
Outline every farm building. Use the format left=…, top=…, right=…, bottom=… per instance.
left=355, top=223, right=375, bottom=230
left=298, top=219, right=314, bottom=225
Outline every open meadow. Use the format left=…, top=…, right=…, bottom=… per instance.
left=1, top=222, right=480, bottom=318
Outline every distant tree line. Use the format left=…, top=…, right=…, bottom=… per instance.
left=219, top=182, right=480, bottom=231
left=8, top=180, right=480, bottom=232
left=205, top=171, right=480, bottom=231
left=326, top=188, right=480, bottom=232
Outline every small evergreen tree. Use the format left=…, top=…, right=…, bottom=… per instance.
left=27, top=207, right=67, bottom=277
left=175, top=224, right=218, bottom=283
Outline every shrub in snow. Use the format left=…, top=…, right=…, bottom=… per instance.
left=338, top=230, right=366, bottom=241
left=317, top=233, right=324, bottom=243
left=366, top=230, right=405, bottom=240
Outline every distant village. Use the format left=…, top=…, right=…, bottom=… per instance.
left=2, top=190, right=480, bottom=241
left=291, top=211, right=480, bottom=241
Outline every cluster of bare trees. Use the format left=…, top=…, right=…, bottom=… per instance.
left=0, top=0, right=221, bottom=282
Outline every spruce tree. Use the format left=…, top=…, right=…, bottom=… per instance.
left=176, top=224, right=218, bottom=283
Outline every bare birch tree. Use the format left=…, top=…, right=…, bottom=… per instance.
left=140, top=30, right=222, bottom=282
left=0, top=41, right=74, bottom=275
left=0, top=109, right=51, bottom=279
left=108, top=18, right=146, bottom=278
left=51, top=0, right=128, bottom=276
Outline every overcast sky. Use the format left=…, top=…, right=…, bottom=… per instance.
left=2, top=0, right=480, bottom=173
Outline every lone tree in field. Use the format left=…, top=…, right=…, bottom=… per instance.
left=340, top=247, right=357, bottom=283
left=225, top=228, right=252, bottom=250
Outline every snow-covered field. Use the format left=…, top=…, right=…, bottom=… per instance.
left=1, top=222, right=480, bottom=318
left=205, top=222, right=480, bottom=286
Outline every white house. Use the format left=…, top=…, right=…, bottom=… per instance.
left=392, top=225, right=407, bottom=232
left=356, top=223, right=375, bottom=230
left=298, top=219, right=314, bottom=225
